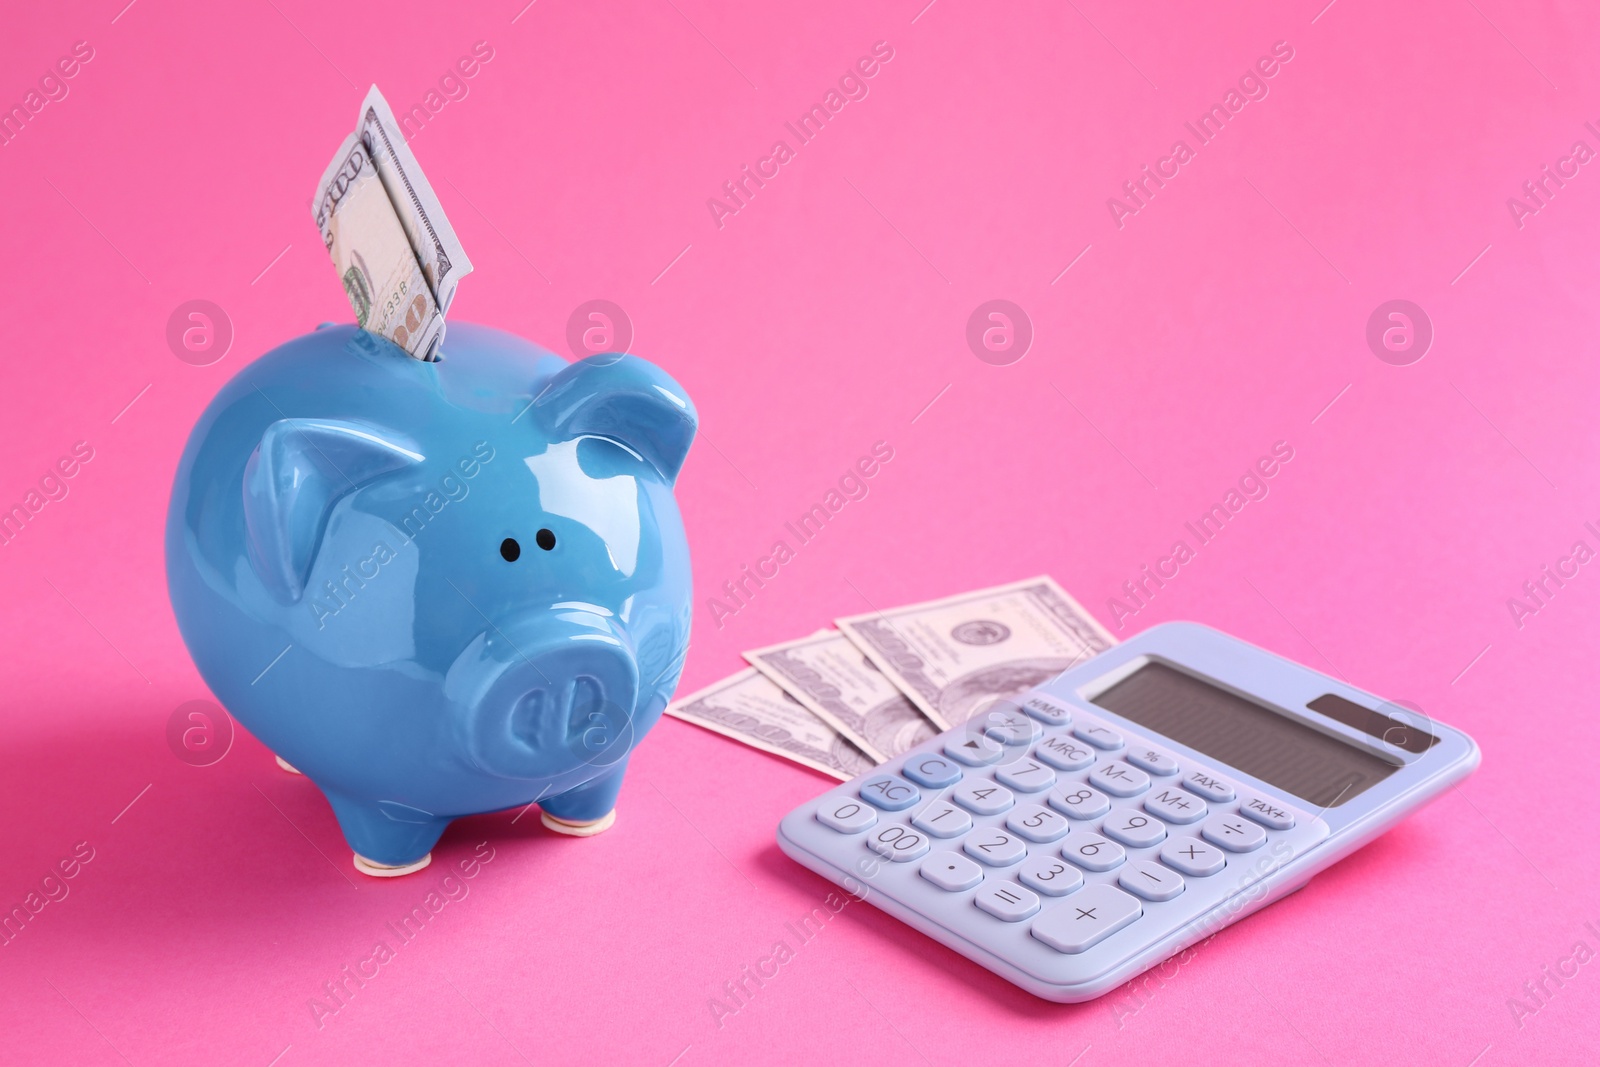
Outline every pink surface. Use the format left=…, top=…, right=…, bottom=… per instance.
left=1, top=0, right=1597, bottom=1062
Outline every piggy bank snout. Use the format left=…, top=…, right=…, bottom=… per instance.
left=458, top=612, right=640, bottom=779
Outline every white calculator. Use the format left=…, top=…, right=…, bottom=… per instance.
left=777, top=622, right=1480, bottom=1002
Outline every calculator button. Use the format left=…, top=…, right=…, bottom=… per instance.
left=964, top=828, right=1028, bottom=867
left=1159, top=838, right=1226, bottom=877
left=1126, top=748, right=1179, bottom=776
left=1144, top=786, right=1208, bottom=825
left=995, top=759, right=1057, bottom=793
left=1088, top=763, right=1151, bottom=798
left=866, top=825, right=930, bottom=862
left=1061, top=832, right=1126, bottom=872
left=1101, top=809, right=1167, bottom=849
left=1238, top=795, right=1296, bottom=830
left=1034, top=735, right=1096, bottom=772
left=975, top=880, right=1040, bottom=922
left=1073, top=723, right=1125, bottom=751
left=816, top=798, right=877, bottom=834
left=1182, top=771, right=1235, bottom=802
left=1017, top=853, right=1084, bottom=896
left=1005, top=804, right=1070, bottom=843
left=945, top=735, right=1005, bottom=766
left=980, top=706, right=1044, bottom=746
left=1019, top=693, right=1073, bottom=727
left=921, top=851, right=984, bottom=892
left=953, top=781, right=1015, bottom=816
left=1118, top=860, right=1185, bottom=902
left=1048, top=784, right=1111, bottom=821
left=901, top=754, right=963, bottom=789
left=859, top=775, right=921, bottom=812
left=1031, top=884, right=1142, bottom=953
left=1201, top=813, right=1267, bottom=853
left=912, top=802, right=973, bottom=839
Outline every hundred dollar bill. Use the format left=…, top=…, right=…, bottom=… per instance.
left=666, top=668, right=876, bottom=781
left=835, top=576, right=1115, bottom=730
left=312, top=86, right=473, bottom=360
left=744, top=629, right=936, bottom=762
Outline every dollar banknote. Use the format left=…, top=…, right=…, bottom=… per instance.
left=835, top=576, right=1115, bottom=730
left=666, top=668, right=876, bottom=781
left=312, top=86, right=473, bottom=360
left=744, top=629, right=936, bottom=762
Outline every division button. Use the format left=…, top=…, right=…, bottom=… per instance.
left=1200, top=813, right=1267, bottom=853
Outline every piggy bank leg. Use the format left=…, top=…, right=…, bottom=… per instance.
left=540, top=761, right=628, bottom=837
left=325, top=792, right=450, bottom=877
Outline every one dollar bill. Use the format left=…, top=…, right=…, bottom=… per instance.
left=666, top=668, right=875, bottom=781
left=835, top=576, right=1115, bottom=730
left=312, top=86, right=473, bottom=360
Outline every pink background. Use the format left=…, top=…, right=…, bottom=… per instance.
left=2, top=0, right=1598, bottom=1062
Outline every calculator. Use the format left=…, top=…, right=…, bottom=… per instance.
left=776, top=621, right=1481, bottom=1002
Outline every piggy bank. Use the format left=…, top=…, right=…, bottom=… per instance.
left=165, top=323, right=696, bottom=876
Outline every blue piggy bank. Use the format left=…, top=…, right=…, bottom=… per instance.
left=166, top=323, right=696, bottom=876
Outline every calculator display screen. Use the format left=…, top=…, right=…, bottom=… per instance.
left=1089, top=662, right=1398, bottom=807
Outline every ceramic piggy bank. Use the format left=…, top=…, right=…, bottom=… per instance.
left=166, top=323, right=696, bottom=876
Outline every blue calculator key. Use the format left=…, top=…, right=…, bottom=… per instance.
left=1126, top=747, right=1179, bottom=776
left=945, top=735, right=1005, bottom=766
left=859, top=775, right=921, bottom=811
left=974, top=880, right=1040, bottom=922
left=1238, top=795, right=1296, bottom=830
left=1101, top=809, right=1167, bottom=849
left=866, top=824, right=930, bottom=861
left=1031, top=884, right=1142, bottom=953
left=1005, top=804, right=1070, bottom=843
left=953, top=781, right=1015, bottom=816
left=1118, top=860, right=1185, bottom=902
left=1160, top=838, right=1226, bottom=877
left=981, top=705, right=1043, bottom=746
left=1073, top=723, right=1125, bottom=751
left=816, top=797, right=877, bottom=834
left=1017, top=853, right=1084, bottom=896
left=912, top=802, right=973, bottom=839
left=964, top=828, right=1028, bottom=867
left=1201, top=813, right=1267, bottom=853
left=1048, top=784, right=1111, bottom=820
left=1019, top=693, right=1073, bottom=727
left=921, top=851, right=985, bottom=892
left=1034, top=735, right=1096, bottom=772
left=1062, top=832, right=1125, bottom=872
left=994, top=758, right=1057, bottom=793
left=902, top=753, right=964, bottom=789
left=1182, top=770, right=1235, bottom=802
left=1145, top=786, right=1208, bottom=825
left=1088, top=762, right=1150, bottom=798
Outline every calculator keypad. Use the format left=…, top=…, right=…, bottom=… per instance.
left=789, top=701, right=1329, bottom=993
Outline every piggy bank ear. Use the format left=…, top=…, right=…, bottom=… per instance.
left=243, top=418, right=423, bottom=602
left=531, top=353, right=697, bottom=483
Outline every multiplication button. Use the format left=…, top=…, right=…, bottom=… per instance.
left=1031, top=884, right=1142, bottom=953
left=816, top=798, right=877, bottom=834
left=859, top=775, right=920, bottom=811
left=1159, top=838, right=1226, bottom=877
left=1238, top=795, right=1296, bottom=830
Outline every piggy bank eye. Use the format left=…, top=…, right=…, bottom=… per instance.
left=536, top=528, right=556, bottom=551
left=500, top=538, right=521, bottom=562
